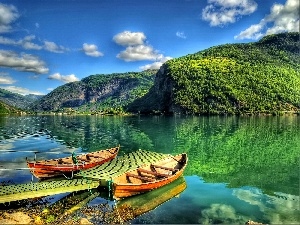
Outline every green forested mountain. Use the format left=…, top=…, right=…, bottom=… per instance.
left=29, top=70, right=157, bottom=114
left=128, top=32, right=300, bottom=115
left=28, top=32, right=300, bottom=115
left=0, top=100, right=24, bottom=114
left=0, top=88, right=41, bottom=110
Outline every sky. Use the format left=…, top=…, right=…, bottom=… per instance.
left=0, top=0, right=298, bottom=96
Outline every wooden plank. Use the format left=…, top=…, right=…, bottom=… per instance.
left=137, top=168, right=169, bottom=177
left=151, top=164, right=178, bottom=172
left=126, top=173, right=155, bottom=182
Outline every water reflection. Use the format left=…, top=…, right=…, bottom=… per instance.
left=0, top=115, right=299, bottom=224
left=117, top=176, right=186, bottom=222
left=169, top=115, right=300, bottom=196
left=234, top=189, right=300, bottom=224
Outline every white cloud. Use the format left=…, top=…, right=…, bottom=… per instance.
left=235, top=0, right=299, bottom=40
left=44, top=41, right=68, bottom=53
left=202, top=0, right=258, bottom=26
left=113, top=31, right=146, bottom=46
left=0, top=3, right=19, bottom=33
left=117, top=44, right=164, bottom=62
left=114, top=30, right=171, bottom=66
left=139, top=62, right=164, bottom=70
left=0, top=36, right=16, bottom=45
left=0, top=74, right=16, bottom=84
left=82, top=43, right=103, bottom=57
left=22, top=35, right=42, bottom=50
left=176, top=31, right=187, bottom=39
left=139, top=56, right=172, bottom=70
left=0, top=50, right=49, bottom=74
left=234, top=23, right=264, bottom=40
left=48, top=73, right=79, bottom=83
left=0, top=35, right=71, bottom=52
left=0, top=85, right=44, bottom=95
left=35, top=23, right=39, bottom=28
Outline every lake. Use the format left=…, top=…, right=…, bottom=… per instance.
left=0, top=115, right=299, bottom=224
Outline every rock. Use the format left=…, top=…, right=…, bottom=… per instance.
left=80, top=217, right=93, bottom=224
left=0, top=212, right=32, bottom=224
left=245, top=220, right=264, bottom=224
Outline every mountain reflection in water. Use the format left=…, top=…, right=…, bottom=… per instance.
left=0, top=115, right=299, bottom=224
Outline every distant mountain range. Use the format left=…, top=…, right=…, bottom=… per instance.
left=0, top=88, right=43, bottom=113
left=1, top=32, right=299, bottom=115
left=29, top=70, right=157, bottom=114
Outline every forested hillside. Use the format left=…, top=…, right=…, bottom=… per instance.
left=29, top=70, right=156, bottom=114
left=0, top=88, right=40, bottom=110
left=128, top=32, right=300, bottom=115
left=0, top=100, right=24, bottom=114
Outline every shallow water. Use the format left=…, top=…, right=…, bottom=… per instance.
left=0, top=115, right=299, bottom=224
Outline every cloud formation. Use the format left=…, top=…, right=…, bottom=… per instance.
left=82, top=43, right=103, bottom=57
left=113, top=31, right=146, bottom=46
left=0, top=74, right=16, bottom=84
left=235, top=0, right=299, bottom=40
left=0, top=35, right=69, bottom=52
left=202, top=0, right=258, bottom=26
left=44, top=41, right=69, bottom=53
left=0, top=35, right=42, bottom=50
left=0, top=50, right=49, bottom=74
left=117, top=45, right=163, bottom=62
left=176, top=31, right=187, bottom=39
left=48, top=73, right=79, bottom=83
left=139, top=56, right=172, bottom=70
left=0, top=85, right=44, bottom=95
left=0, top=3, right=19, bottom=33
left=114, top=30, right=172, bottom=70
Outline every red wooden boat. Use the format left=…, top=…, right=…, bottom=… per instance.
left=112, top=153, right=187, bottom=199
left=27, top=146, right=120, bottom=179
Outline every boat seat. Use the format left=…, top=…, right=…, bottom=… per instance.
left=126, top=173, right=155, bottom=182
left=137, top=168, right=169, bottom=177
left=151, top=165, right=178, bottom=172
left=92, top=155, right=104, bottom=159
left=80, top=159, right=90, bottom=162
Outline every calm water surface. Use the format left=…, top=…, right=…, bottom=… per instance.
left=0, top=115, right=299, bottom=224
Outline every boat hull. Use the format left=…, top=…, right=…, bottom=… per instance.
left=27, top=146, right=119, bottom=179
left=112, top=153, right=187, bottom=199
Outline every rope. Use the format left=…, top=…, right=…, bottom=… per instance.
left=107, top=178, right=113, bottom=200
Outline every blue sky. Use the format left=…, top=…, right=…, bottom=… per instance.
left=0, top=0, right=298, bottom=96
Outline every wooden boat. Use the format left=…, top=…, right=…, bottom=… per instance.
left=27, top=146, right=120, bottom=179
left=112, top=153, right=187, bottom=199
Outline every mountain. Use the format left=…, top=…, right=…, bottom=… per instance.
left=0, top=88, right=41, bottom=110
left=0, top=100, right=24, bottom=114
left=25, top=94, right=44, bottom=101
left=29, top=70, right=157, bottom=113
left=127, top=32, right=300, bottom=115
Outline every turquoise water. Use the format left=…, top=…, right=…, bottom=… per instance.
left=0, top=115, right=299, bottom=224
